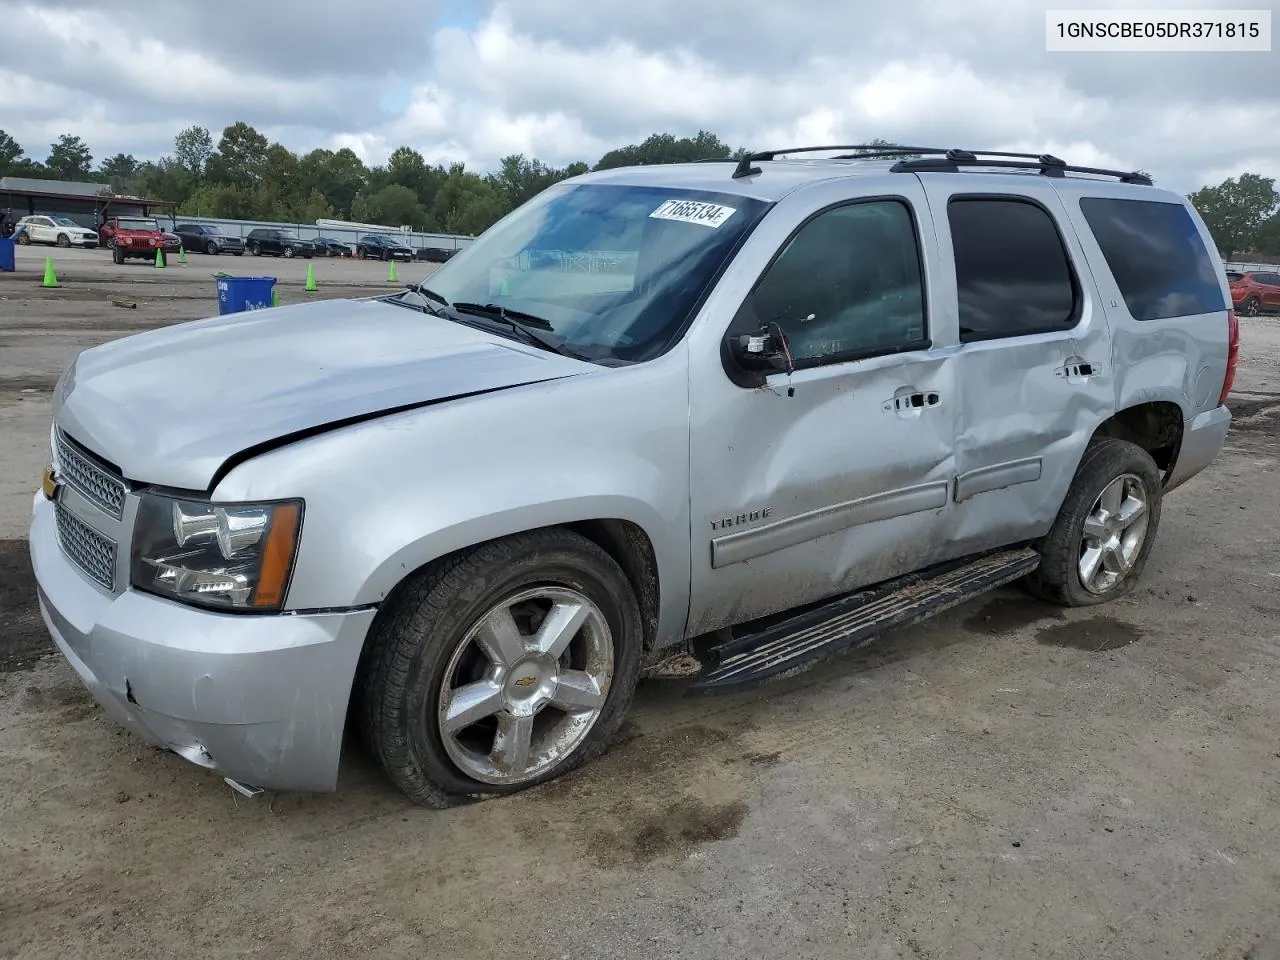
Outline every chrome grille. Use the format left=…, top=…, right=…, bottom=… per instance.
left=54, top=501, right=117, bottom=590
left=55, top=431, right=126, bottom=519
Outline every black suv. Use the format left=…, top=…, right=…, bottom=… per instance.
left=356, top=234, right=415, bottom=261
left=173, top=223, right=245, bottom=256
left=245, top=228, right=316, bottom=259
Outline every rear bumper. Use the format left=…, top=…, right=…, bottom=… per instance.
left=1165, top=404, right=1232, bottom=493
left=29, top=493, right=377, bottom=792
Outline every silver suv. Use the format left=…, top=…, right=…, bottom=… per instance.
left=29, top=146, right=1238, bottom=806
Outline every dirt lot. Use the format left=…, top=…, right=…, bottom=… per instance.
left=2, top=245, right=1280, bottom=960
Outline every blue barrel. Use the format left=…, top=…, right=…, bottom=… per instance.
left=0, top=237, right=15, bottom=273
left=215, top=276, right=277, bottom=315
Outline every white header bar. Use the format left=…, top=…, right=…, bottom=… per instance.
left=1046, top=9, right=1272, bottom=51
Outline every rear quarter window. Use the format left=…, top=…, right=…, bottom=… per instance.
left=1079, top=197, right=1226, bottom=321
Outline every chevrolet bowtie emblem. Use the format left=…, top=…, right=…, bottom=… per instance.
left=513, top=676, right=537, bottom=687
left=41, top=464, right=59, bottom=500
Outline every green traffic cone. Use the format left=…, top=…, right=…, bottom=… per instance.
left=178, top=246, right=186, bottom=264
left=305, top=262, right=317, bottom=291
left=155, top=248, right=166, bottom=268
left=42, top=256, right=58, bottom=288
left=387, top=259, right=398, bottom=283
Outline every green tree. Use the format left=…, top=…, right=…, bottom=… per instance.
left=298, top=147, right=367, bottom=219
left=1188, top=173, right=1279, bottom=259
left=208, top=122, right=269, bottom=188
left=386, top=146, right=445, bottom=208
left=97, top=153, right=141, bottom=193
left=174, top=125, right=215, bottom=184
left=432, top=163, right=506, bottom=235
left=594, top=130, right=736, bottom=170
left=1253, top=213, right=1280, bottom=257
left=489, top=154, right=583, bottom=209
left=46, top=134, right=93, bottom=179
left=0, top=130, right=24, bottom=176
left=352, top=183, right=430, bottom=228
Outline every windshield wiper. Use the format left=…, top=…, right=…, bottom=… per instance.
left=451, top=302, right=554, bottom=330
left=449, top=302, right=588, bottom=361
left=416, top=286, right=452, bottom=309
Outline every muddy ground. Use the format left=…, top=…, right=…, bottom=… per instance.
left=2, top=247, right=1280, bottom=960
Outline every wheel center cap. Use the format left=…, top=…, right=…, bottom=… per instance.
left=504, top=655, right=558, bottom=716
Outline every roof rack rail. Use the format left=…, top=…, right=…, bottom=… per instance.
left=731, top=144, right=943, bottom=178
left=888, top=149, right=1152, bottom=185
left=729, top=145, right=1151, bottom=185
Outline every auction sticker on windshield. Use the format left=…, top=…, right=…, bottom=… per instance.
left=649, top=199, right=737, bottom=228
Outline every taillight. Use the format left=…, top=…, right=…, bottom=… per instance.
left=1218, top=308, right=1239, bottom=407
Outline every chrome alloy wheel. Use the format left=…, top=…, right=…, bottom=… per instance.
left=437, top=586, right=614, bottom=786
left=1079, top=473, right=1149, bottom=595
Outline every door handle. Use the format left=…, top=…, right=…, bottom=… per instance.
left=883, top=388, right=941, bottom=418
left=1056, top=356, right=1102, bottom=381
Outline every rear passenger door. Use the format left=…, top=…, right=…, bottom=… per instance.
left=917, top=182, right=1116, bottom=553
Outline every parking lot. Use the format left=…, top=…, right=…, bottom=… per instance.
left=3, top=244, right=1280, bottom=959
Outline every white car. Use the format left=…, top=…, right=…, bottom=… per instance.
left=15, top=215, right=100, bottom=248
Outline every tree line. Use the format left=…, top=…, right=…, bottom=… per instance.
left=0, top=124, right=1276, bottom=254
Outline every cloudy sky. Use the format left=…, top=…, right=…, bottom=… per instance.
left=1, top=0, right=1276, bottom=193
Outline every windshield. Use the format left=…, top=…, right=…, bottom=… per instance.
left=52, top=216, right=79, bottom=227
left=419, top=182, right=770, bottom=363
left=119, top=218, right=158, bottom=231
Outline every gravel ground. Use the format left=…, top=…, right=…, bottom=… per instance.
left=2, top=246, right=1280, bottom=960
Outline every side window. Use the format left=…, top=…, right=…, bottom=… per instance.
left=735, top=199, right=927, bottom=364
left=948, top=197, right=1079, bottom=341
left=1079, top=196, right=1225, bottom=321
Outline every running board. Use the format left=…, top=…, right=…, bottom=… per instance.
left=686, top=548, right=1041, bottom=695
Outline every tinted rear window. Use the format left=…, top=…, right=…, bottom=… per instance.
left=1079, top=197, right=1225, bottom=321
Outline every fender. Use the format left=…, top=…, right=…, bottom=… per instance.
left=212, top=351, right=695, bottom=648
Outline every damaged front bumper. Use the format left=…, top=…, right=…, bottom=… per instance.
left=29, top=493, right=376, bottom=793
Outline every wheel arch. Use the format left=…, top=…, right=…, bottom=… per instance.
left=358, top=515, right=666, bottom=657
left=1088, top=400, right=1185, bottom=482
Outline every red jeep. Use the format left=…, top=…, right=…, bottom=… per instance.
left=101, top=216, right=169, bottom=264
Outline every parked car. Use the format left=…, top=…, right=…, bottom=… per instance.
left=1228, top=269, right=1280, bottom=317
left=244, top=228, right=315, bottom=259
left=416, top=246, right=458, bottom=263
left=99, top=216, right=168, bottom=263
left=12, top=215, right=99, bottom=248
left=173, top=223, right=245, bottom=256
left=30, top=147, right=1237, bottom=807
left=356, top=234, right=415, bottom=261
left=313, top=236, right=351, bottom=257
left=160, top=231, right=182, bottom=255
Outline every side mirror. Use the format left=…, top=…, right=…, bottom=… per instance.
left=726, top=329, right=783, bottom=370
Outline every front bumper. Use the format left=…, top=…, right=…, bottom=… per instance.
left=1165, top=404, right=1232, bottom=493
left=29, top=493, right=377, bottom=792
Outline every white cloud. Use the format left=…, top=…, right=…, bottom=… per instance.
left=0, top=0, right=1275, bottom=193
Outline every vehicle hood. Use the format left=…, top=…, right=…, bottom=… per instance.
left=54, top=296, right=594, bottom=491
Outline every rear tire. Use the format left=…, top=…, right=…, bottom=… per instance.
left=1026, top=438, right=1163, bottom=607
left=356, top=528, right=643, bottom=807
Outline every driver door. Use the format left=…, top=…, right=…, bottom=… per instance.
left=685, top=181, right=960, bottom=636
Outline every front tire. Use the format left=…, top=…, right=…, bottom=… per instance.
left=1242, top=296, right=1261, bottom=317
left=206, top=240, right=218, bottom=255
left=1026, top=438, right=1163, bottom=606
left=56, top=233, right=71, bottom=248
left=357, top=529, right=643, bottom=807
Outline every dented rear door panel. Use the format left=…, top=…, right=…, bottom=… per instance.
left=915, top=176, right=1118, bottom=553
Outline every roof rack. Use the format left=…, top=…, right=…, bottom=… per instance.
left=730, top=145, right=1152, bottom=185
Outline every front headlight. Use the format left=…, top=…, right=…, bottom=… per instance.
left=130, top=494, right=303, bottom=611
